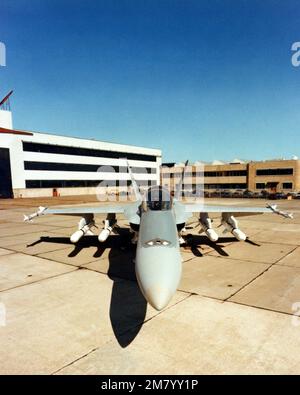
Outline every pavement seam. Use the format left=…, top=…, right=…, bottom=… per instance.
left=51, top=292, right=193, bottom=375
left=0, top=224, right=64, bottom=232
left=251, top=240, right=300, bottom=247
left=223, top=244, right=300, bottom=302
left=34, top=249, right=126, bottom=267
left=203, top=253, right=273, bottom=265
left=0, top=245, right=140, bottom=290
left=0, top=247, right=81, bottom=269
left=0, top=267, right=80, bottom=294
left=226, top=299, right=297, bottom=317
left=273, top=245, right=299, bottom=265
left=184, top=292, right=298, bottom=318
left=177, top=289, right=226, bottom=303
left=24, top=247, right=110, bottom=269
left=205, top=248, right=294, bottom=265
left=0, top=256, right=138, bottom=296
left=82, top=265, right=137, bottom=284
left=0, top=261, right=136, bottom=295
left=222, top=263, right=274, bottom=302
left=51, top=346, right=99, bottom=375
left=1, top=244, right=74, bottom=256
left=0, top=249, right=16, bottom=255
left=275, top=262, right=300, bottom=269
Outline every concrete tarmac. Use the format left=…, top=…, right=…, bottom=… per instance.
left=0, top=197, right=300, bottom=374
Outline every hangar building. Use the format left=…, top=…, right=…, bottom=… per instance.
left=161, top=158, right=300, bottom=194
left=0, top=93, right=161, bottom=198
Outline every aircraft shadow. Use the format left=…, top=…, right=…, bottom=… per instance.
left=27, top=231, right=261, bottom=347
left=183, top=234, right=260, bottom=257
left=182, top=234, right=232, bottom=256
left=27, top=230, right=147, bottom=348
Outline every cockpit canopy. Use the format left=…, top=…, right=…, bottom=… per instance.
left=144, top=186, right=172, bottom=211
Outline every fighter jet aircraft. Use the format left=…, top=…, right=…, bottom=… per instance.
left=24, top=162, right=293, bottom=311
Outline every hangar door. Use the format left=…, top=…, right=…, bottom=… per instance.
left=0, top=148, right=13, bottom=198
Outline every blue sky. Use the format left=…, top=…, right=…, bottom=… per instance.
left=1, top=0, right=300, bottom=162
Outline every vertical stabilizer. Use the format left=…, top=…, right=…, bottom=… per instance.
left=174, top=160, right=189, bottom=200
left=127, top=160, right=142, bottom=201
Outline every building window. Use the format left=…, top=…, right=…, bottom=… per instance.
left=225, top=170, right=247, bottom=177
left=22, top=142, right=157, bottom=162
left=86, top=180, right=105, bottom=187
left=26, top=180, right=103, bottom=188
left=204, top=171, right=222, bottom=177
left=162, top=173, right=174, bottom=178
left=24, top=161, right=153, bottom=174
left=204, top=183, right=246, bottom=190
left=25, top=180, right=41, bottom=188
left=25, top=179, right=153, bottom=189
left=256, top=168, right=293, bottom=176
left=282, top=182, right=293, bottom=189
left=204, top=170, right=247, bottom=177
left=256, top=183, right=266, bottom=189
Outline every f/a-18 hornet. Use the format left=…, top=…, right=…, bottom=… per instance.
left=24, top=162, right=293, bottom=311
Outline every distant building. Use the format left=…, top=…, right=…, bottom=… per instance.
left=161, top=158, right=300, bottom=194
left=0, top=92, right=161, bottom=198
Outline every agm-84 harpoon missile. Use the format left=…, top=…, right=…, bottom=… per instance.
left=199, top=212, right=219, bottom=242
left=24, top=206, right=47, bottom=222
left=70, top=216, right=95, bottom=243
left=266, top=204, right=294, bottom=219
left=221, top=214, right=247, bottom=241
left=98, top=218, right=117, bottom=242
left=70, top=225, right=94, bottom=243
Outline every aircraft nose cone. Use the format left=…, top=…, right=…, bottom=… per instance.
left=146, top=286, right=172, bottom=311
left=135, top=245, right=182, bottom=311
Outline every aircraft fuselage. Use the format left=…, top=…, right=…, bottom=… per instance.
left=135, top=209, right=182, bottom=310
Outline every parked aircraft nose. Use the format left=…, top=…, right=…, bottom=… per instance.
left=135, top=245, right=182, bottom=311
left=146, top=286, right=172, bottom=311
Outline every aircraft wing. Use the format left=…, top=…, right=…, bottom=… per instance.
left=183, top=204, right=271, bottom=214
left=24, top=202, right=141, bottom=224
left=45, top=205, right=127, bottom=215
left=174, top=201, right=293, bottom=224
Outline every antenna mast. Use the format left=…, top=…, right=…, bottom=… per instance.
left=0, top=90, right=13, bottom=111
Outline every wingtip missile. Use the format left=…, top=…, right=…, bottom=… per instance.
left=266, top=203, right=293, bottom=219
left=23, top=206, right=47, bottom=222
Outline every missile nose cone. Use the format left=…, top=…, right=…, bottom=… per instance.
left=70, top=230, right=84, bottom=243
left=98, top=228, right=110, bottom=242
left=205, top=228, right=219, bottom=242
left=146, top=286, right=172, bottom=311
left=232, top=228, right=246, bottom=241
